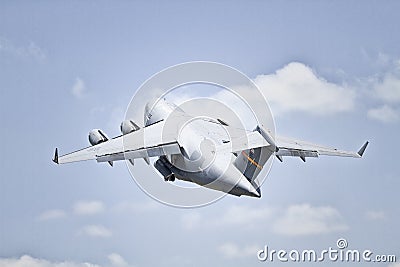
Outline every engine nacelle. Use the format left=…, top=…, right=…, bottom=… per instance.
left=88, top=129, right=109, bottom=146
left=120, top=120, right=140, bottom=135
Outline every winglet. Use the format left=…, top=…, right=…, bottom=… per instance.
left=53, top=148, right=59, bottom=164
left=357, top=141, right=369, bottom=157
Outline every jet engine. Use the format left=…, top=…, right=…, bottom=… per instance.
left=120, top=120, right=140, bottom=135
left=88, top=129, right=109, bottom=146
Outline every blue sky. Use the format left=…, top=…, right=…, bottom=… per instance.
left=1, top=1, right=399, bottom=266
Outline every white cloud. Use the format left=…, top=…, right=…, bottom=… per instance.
left=361, top=49, right=396, bottom=69
left=217, top=242, right=258, bottom=259
left=0, top=254, right=132, bottom=267
left=181, top=212, right=202, bottom=230
left=273, top=204, right=348, bottom=236
left=71, top=77, right=87, bottom=99
left=0, top=255, right=100, bottom=267
left=181, top=204, right=347, bottom=237
left=376, top=52, right=391, bottom=67
left=367, top=105, right=399, bottom=123
left=364, top=58, right=400, bottom=123
left=181, top=205, right=273, bottom=231
left=254, top=62, right=356, bottom=116
left=373, top=73, right=400, bottom=103
left=107, top=253, right=128, bottom=267
left=365, top=210, right=386, bottom=221
left=26, top=42, right=47, bottom=61
left=37, top=209, right=67, bottom=221
left=73, top=201, right=104, bottom=215
left=148, top=63, right=356, bottom=131
left=0, top=37, right=46, bottom=61
left=81, top=225, right=112, bottom=238
left=113, top=201, right=160, bottom=213
left=213, top=205, right=273, bottom=228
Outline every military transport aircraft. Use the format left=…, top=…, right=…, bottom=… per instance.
left=53, top=98, right=368, bottom=198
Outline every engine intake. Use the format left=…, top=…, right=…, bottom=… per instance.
left=88, top=129, right=109, bottom=146
left=120, top=120, right=140, bottom=135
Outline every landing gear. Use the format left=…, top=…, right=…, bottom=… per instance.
left=164, top=173, right=175, bottom=182
left=154, top=157, right=175, bottom=182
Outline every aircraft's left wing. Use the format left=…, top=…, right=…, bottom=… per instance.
left=276, top=136, right=369, bottom=162
left=53, top=120, right=181, bottom=164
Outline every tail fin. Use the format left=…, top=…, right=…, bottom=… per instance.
left=233, top=126, right=275, bottom=180
left=234, top=148, right=263, bottom=182
left=233, top=145, right=274, bottom=195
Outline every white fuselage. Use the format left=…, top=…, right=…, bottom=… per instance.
left=144, top=99, right=260, bottom=197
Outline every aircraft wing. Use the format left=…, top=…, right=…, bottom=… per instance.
left=275, top=136, right=369, bottom=162
left=216, top=131, right=271, bottom=153
left=216, top=125, right=273, bottom=153
left=53, top=120, right=181, bottom=164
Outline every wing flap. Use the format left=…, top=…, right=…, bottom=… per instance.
left=96, top=142, right=181, bottom=163
left=276, top=148, right=319, bottom=158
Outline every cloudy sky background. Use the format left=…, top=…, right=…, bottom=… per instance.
left=1, top=1, right=399, bottom=266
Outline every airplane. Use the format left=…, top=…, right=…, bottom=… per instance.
left=53, top=98, right=368, bottom=198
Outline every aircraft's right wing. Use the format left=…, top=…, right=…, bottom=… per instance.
left=276, top=136, right=369, bottom=162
